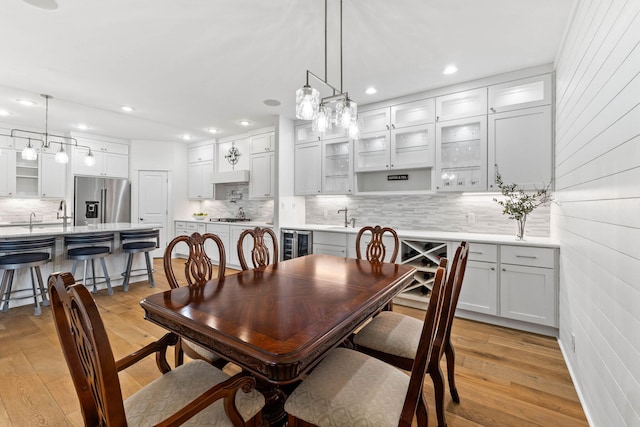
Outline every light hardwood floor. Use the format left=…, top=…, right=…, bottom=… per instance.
left=0, top=259, right=588, bottom=426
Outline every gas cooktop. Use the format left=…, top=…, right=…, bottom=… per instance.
left=210, top=218, right=252, bottom=223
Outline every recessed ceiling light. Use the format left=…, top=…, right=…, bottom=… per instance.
left=0, top=110, right=10, bottom=116
left=365, top=87, right=377, bottom=95
left=181, top=134, right=192, bottom=141
left=22, top=0, right=59, bottom=10
left=75, top=124, right=89, bottom=130
left=121, top=106, right=135, bottom=112
left=207, top=128, right=219, bottom=134
left=264, top=99, right=281, bottom=107
left=239, top=120, right=252, bottom=126
left=443, top=65, right=458, bottom=75
left=16, top=99, right=36, bottom=106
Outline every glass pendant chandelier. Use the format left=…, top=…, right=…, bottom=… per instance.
left=84, top=148, right=96, bottom=166
left=55, top=144, right=69, bottom=163
left=295, top=0, right=359, bottom=138
left=21, top=138, right=38, bottom=160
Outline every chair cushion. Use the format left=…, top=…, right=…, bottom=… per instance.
left=284, top=347, right=409, bottom=427
left=67, top=246, right=110, bottom=257
left=0, top=252, right=49, bottom=265
left=124, top=360, right=264, bottom=427
left=184, top=340, right=222, bottom=363
left=353, top=311, right=422, bottom=359
left=123, top=241, right=156, bottom=250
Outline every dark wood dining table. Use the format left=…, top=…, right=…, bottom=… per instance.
left=140, top=253, right=416, bottom=425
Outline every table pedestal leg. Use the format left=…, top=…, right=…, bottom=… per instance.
left=256, top=379, right=288, bottom=426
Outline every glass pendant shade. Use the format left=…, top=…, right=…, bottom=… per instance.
left=348, top=117, right=360, bottom=139
left=21, top=142, right=37, bottom=161
left=296, top=85, right=320, bottom=120
left=340, top=99, right=357, bottom=129
left=313, top=104, right=331, bottom=133
left=55, top=145, right=69, bottom=164
left=84, top=149, right=96, bottom=166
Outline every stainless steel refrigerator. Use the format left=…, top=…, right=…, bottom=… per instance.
left=74, top=176, right=131, bottom=226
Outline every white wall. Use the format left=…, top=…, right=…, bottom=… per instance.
left=554, top=1, right=640, bottom=425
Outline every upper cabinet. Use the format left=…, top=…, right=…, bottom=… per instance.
left=188, top=144, right=214, bottom=163
left=249, top=131, right=275, bottom=199
left=72, top=139, right=129, bottom=178
left=294, top=138, right=322, bottom=195
left=188, top=143, right=214, bottom=200
left=250, top=132, right=275, bottom=154
left=322, top=137, right=353, bottom=195
left=488, top=74, right=552, bottom=114
left=0, top=149, right=16, bottom=197
left=435, top=88, right=487, bottom=122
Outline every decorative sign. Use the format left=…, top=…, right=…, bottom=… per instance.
left=387, top=174, right=408, bottom=181
left=225, top=144, right=241, bottom=167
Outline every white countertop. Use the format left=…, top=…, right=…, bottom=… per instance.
left=281, top=224, right=560, bottom=248
left=0, top=223, right=162, bottom=239
left=176, top=219, right=273, bottom=228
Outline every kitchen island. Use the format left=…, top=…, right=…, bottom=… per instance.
left=0, top=223, right=161, bottom=311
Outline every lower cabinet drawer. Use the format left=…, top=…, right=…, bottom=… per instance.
left=313, top=243, right=347, bottom=257
left=501, top=245, right=554, bottom=268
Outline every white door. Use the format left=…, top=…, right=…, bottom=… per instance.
left=138, top=170, right=169, bottom=258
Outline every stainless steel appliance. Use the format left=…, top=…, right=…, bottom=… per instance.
left=281, top=229, right=312, bottom=260
left=74, top=176, right=131, bottom=226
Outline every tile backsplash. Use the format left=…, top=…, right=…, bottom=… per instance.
left=305, top=193, right=551, bottom=237
left=200, top=184, right=274, bottom=223
left=0, top=199, right=63, bottom=224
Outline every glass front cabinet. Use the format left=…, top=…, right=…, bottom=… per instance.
left=435, top=115, right=487, bottom=191
left=322, top=137, right=353, bottom=194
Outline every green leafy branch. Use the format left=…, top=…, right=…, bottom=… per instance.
left=493, top=172, right=553, bottom=221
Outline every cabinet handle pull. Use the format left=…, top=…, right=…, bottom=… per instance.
left=386, top=125, right=389, bottom=130
left=470, top=251, right=483, bottom=254
left=502, top=268, right=506, bottom=271
left=516, top=255, right=537, bottom=259
left=436, top=115, right=439, bottom=122
left=391, top=124, right=395, bottom=129
left=491, top=267, right=495, bottom=271
left=490, top=107, right=496, bottom=113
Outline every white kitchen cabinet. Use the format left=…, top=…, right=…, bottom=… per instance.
left=188, top=144, right=214, bottom=163
left=294, top=123, right=320, bottom=144
left=250, top=132, right=275, bottom=154
left=294, top=141, right=322, bottom=195
left=499, top=245, right=557, bottom=327
left=39, top=151, right=66, bottom=198
left=173, top=221, right=194, bottom=257
left=488, top=74, right=552, bottom=114
left=435, top=88, right=487, bottom=122
left=249, top=151, right=274, bottom=199
left=435, top=115, right=487, bottom=191
left=206, top=223, right=230, bottom=265
left=0, top=149, right=16, bottom=197
left=359, top=98, right=434, bottom=134
left=14, top=151, right=38, bottom=197
left=456, top=243, right=498, bottom=315
left=72, top=145, right=128, bottom=178
left=313, top=231, right=347, bottom=257
left=487, top=105, right=552, bottom=190
left=188, top=160, right=214, bottom=199
left=322, top=137, right=352, bottom=194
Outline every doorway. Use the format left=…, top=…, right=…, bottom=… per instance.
left=138, top=170, right=168, bottom=258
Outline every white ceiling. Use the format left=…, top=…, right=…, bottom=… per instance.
left=0, top=0, right=575, bottom=143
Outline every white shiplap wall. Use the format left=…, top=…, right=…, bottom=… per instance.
left=554, top=0, right=640, bottom=425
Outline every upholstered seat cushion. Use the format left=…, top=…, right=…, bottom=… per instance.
left=184, top=340, right=223, bottom=363
left=123, top=241, right=157, bottom=251
left=124, top=359, right=264, bottom=427
left=0, top=252, right=49, bottom=265
left=67, top=246, right=110, bottom=257
left=284, top=347, right=409, bottom=427
left=353, top=311, right=422, bottom=359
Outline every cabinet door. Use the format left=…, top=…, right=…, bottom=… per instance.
left=354, top=131, right=390, bottom=172
left=205, top=223, right=230, bottom=265
left=249, top=152, right=274, bottom=198
left=0, top=149, right=16, bottom=197
left=250, top=132, right=274, bottom=154
left=102, top=141, right=129, bottom=155
left=72, top=146, right=105, bottom=177
left=359, top=108, right=391, bottom=134
left=435, top=115, right=487, bottom=191
left=188, top=144, right=214, bottom=162
left=294, top=123, right=320, bottom=144
left=391, top=98, right=435, bottom=128
left=322, top=138, right=352, bottom=194
left=188, top=161, right=213, bottom=199
left=488, top=106, right=552, bottom=190
left=457, top=260, right=498, bottom=315
left=104, top=153, right=128, bottom=178
left=391, top=123, right=435, bottom=169
left=313, top=243, right=347, bottom=257
left=500, top=265, right=556, bottom=327
left=40, top=152, right=66, bottom=198
left=435, top=88, right=487, bottom=122
left=488, top=74, right=552, bottom=113
left=294, top=141, right=322, bottom=195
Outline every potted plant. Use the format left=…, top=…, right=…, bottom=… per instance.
left=493, top=172, right=552, bottom=240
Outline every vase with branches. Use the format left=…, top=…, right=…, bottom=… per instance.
left=493, top=172, right=553, bottom=240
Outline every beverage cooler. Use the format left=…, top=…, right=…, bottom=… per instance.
left=281, top=230, right=312, bottom=260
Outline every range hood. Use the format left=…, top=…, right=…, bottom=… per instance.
left=211, top=170, right=250, bottom=184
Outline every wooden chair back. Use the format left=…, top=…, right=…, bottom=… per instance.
left=49, top=272, right=131, bottom=425
left=164, top=232, right=226, bottom=289
left=355, top=225, right=400, bottom=263
left=237, top=227, right=279, bottom=271
left=398, top=264, right=451, bottom=426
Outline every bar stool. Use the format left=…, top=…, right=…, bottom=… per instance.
left=64, top=233, right=115, bottom=295
left=120, top=229, right=160, bottom=292
left=0, top=237, right=56, bottom=316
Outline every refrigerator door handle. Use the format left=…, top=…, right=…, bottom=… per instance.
left=101, top=188, right=107, bottom=224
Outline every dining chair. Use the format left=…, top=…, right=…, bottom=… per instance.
left=48, top=271, right=264, bottom=427
left=164, top=232, right=229, bottom=368
left=355, top=225, right=400, bottom=263
left=237, top=227, right=279, bottom=270
left=284, top=264, right=452, bottom=427
left=353, top=241, right=470, bottom=427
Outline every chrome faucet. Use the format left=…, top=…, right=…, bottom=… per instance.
left=236, top=207, right=246, bottom=220
left=57, top=200, right=72, bottom=226
left=29, top=212, right=36, bottom=231
left=349, top=217, right=356, bottom=228
left=337, top=207, right=349, bottom=228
